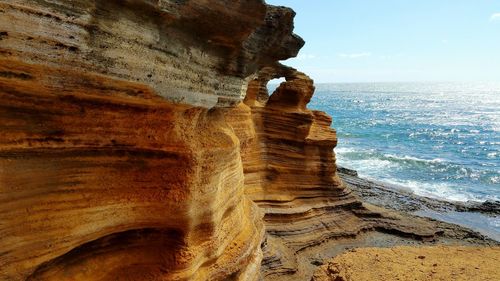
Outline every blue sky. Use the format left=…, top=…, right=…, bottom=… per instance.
left=266, top=0, right=500, bottom=83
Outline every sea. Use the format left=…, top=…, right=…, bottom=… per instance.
left=268, top=80, right=500, bottom=238
left=302, top=82, right=500, bottom=240
left=309, top=82, right=499, bottom=204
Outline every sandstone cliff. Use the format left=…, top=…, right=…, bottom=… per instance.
left=0, top=1, right=493, bottom=281
left=0, top=1, right=303, bottom=279
left=226, top=64, right=481, bottom=280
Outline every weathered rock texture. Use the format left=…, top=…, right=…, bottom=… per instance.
left=0, top=1, right=495, bottom=281
left=0, top=0, right=303, bottom=108
left=312, top=246, right=500, bottom=281
left=226, top=64, right=495, bottom=280
left=0, top=0, right=303, bottom=280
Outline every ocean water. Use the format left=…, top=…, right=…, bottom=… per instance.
left=309, top=82, right=500, bottom=203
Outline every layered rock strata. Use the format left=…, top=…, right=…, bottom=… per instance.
left=0, top=0, right=302, bottom=280
left=227, top=66, right=396, bottom=279
left=226, top=64, right=493, bottom=280
left=0, top=1, right=494, bottom=281
left=0, top=0, right=303, bottom=108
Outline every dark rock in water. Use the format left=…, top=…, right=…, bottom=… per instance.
left=337, top=166, right=358, bottom=177
left=466, top=200, right=500, bottom=215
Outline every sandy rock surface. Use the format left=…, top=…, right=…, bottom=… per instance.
left=313, top=246, right=500, bottom=281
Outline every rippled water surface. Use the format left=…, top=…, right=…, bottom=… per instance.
left=309, top=82, right=500, bottom=202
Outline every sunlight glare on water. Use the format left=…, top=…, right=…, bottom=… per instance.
left=309, top=82, right=500, bottom=203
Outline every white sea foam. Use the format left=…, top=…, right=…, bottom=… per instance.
left=382, top=154, right=446, bottom=163
left=314, top=82, right=500, bottom=204
left=378, top=178, right=491, bottom=202
left=346, top=157, right=498, bottom=203
left=487, top=152, right=498, bottom=159
left=356, top=159, right=395, bottom=169
left=334, top=147, right=357, bottom=154
left=491, top=176, right=500, bottom=184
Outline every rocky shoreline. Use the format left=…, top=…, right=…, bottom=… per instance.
left=338, top=166, right=500, bottom=242
left=1, top=1, right=498, bottom=280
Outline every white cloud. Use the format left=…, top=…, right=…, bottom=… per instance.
left=441, top=39, right=449, bottom=44
left=490, top=13, right=500, bottom=21
left=338, top=52, right=371, bottom=59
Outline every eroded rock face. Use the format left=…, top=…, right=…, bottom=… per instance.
left=226, top=65, right=448, bottom=280
left=0, top=0, right=303, bottom=108
left=0, top=59, right=265, bottom=280
left=0, top=0, right=302, bottom=280
left=0, top=1, right=486, bottom=281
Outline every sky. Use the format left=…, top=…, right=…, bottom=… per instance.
left=266, top=0, right=500, bottom=83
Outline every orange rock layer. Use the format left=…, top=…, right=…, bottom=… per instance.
left=227, top=64, right=452, bottom=280
left=0, top=0, right=304, bottom=279
left=0, top=1, right=492, bottom=281
left=0, top=56, right=265, bottom=280
left=312, top=246, right=500, bottom=281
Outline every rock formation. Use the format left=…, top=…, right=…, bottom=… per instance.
left=0, top=1, right=302, bottom=280
left=226, top=64, right=470, bottom=280
left=0, top=1, right=494, bottom=281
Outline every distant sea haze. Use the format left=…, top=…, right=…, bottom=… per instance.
left=303, top=82, right=500, bottom=203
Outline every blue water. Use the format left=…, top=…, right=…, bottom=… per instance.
left=309, top=82, right=500, bottom=203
